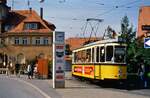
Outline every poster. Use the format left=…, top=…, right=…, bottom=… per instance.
left=53, top=31, right=65, bottom=88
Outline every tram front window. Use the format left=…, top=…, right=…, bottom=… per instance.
left=114, top=46, right=125, bottom=63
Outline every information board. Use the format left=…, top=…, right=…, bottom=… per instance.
left=53, top=31, right=65, bottom=88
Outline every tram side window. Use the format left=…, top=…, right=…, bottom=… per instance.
left=74, top=51, right=81, bottom=63
left=81, top=50, right=86, bottom=63
left=106, top=46, right=113, bottom=61
left=92, top=48, right=95, bottom=62
left=74, top=52, right=77, bottom=63
left=96, top=47, right=100, bottom=62
left=78, top=51, right=82, bottom=63
left=86, top=49, right=91, bottom=62
left=100, top=47, right=105, bottom=62
left=114, top=46, right=125, bottom=63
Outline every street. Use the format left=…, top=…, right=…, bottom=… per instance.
left=0, top=75, right=45, bottom=98
left=0, top=74, right=150, bottom=98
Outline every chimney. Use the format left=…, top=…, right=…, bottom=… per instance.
left=29, top=7, right=32, bottom=14
left=40, top=7, right=43, bottom=19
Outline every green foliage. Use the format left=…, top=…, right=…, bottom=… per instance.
left=120, top=15, right=137, bottom=73
left=120, top=15, right=136, bottom=44
left=120, top=15, right=150, bottom=73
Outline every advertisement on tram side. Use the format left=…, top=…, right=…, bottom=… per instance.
left=83, top=65, right=94, bottom=78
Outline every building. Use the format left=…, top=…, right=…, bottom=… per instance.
left=138, top=6, right=150, bottom=38
left=0, top=0, right=55, bottom=66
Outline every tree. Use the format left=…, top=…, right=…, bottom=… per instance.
left=120, top=16, right=150, bottom=74
left=104, top=26, right=117, bottom=39
left=120, top=15, right=136, bottom=44
left=120, top=15, right=137, bottom=73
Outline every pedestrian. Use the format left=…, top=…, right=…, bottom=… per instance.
left=138, top=64, right=147, bottom=88
left=6, top=63, right=9, bottom=76
left=27, top=64, right=31, bottom=79
left=9, top=62, right=13, bottom=74
left=34, top=63, right=38, bottom=74
left=15, top=63, right=20, bottom=77
left=30, top=63, right=35, bottom=79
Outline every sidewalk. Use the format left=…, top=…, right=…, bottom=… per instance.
left=14, top=75, right=150, bottom=98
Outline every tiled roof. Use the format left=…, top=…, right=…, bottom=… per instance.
left=5, top=10, right=55, bottom=33
left=65, top=37, right=102, bottom=50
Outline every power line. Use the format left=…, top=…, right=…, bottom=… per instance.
left=95, top=0, right=144, bottom=17
left=117, top=0, right=142, bottom=8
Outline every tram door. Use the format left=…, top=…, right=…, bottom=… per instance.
left=94, top=46, right=101, bottom=79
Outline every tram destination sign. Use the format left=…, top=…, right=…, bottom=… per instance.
left=142, top=25, right=150, bottom=31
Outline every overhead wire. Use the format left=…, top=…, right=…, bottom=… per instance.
left=95, top=0, right=143, bottom=17
left=81, top=0, right=144, bottom=40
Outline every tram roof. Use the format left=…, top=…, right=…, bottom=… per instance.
left=73, top=38, right=126, bottom=51
left=84, top=38, right=119, bottom=47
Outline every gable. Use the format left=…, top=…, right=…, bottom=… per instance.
left=4, top=10, right=55, bottom=33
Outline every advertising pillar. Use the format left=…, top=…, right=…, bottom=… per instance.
left=53, top=31, right=65, bottom=88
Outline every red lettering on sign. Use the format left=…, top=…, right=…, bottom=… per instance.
left=56, top=45, right=64, bottom=49
left=56, top=75, right=64, bottom=80
left=74, top=66, right=82, bottom=73
left=84, top=66, right=94, bottom=75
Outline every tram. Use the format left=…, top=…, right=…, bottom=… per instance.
left=72, top=39, right=127, bottom=81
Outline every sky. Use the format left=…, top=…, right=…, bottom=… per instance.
left=7, top=0, right=150, bottom=39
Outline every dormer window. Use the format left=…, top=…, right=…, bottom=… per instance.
left=4, top=24, right=12, bottom=31
left=24, top=22, right=38, bottom=30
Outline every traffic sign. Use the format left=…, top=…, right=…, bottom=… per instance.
left=144, top=38, right=150, bottom=48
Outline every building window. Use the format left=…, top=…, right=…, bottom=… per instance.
left=43, top=37, right=48, bottom=45
left=15, top=37, right=19, bottom=45
left=24, top=23, right=38, bottom=30
left=4, top=25, right=12, bottom=31
left=35, top=37, right=40, bottom=45
left=22, top=37, right=28, bottom=45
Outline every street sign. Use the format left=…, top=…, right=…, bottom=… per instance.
left=144, top=38, right=150, bottom=48
left=142, top=25, right=150, bottom=31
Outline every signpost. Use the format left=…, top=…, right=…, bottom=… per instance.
left=53, top=31, right=65, bottom=88
left=144, top=38, right=150, bottom=48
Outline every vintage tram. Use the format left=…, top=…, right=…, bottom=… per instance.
left=72, top=39, right=127, bottom=81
